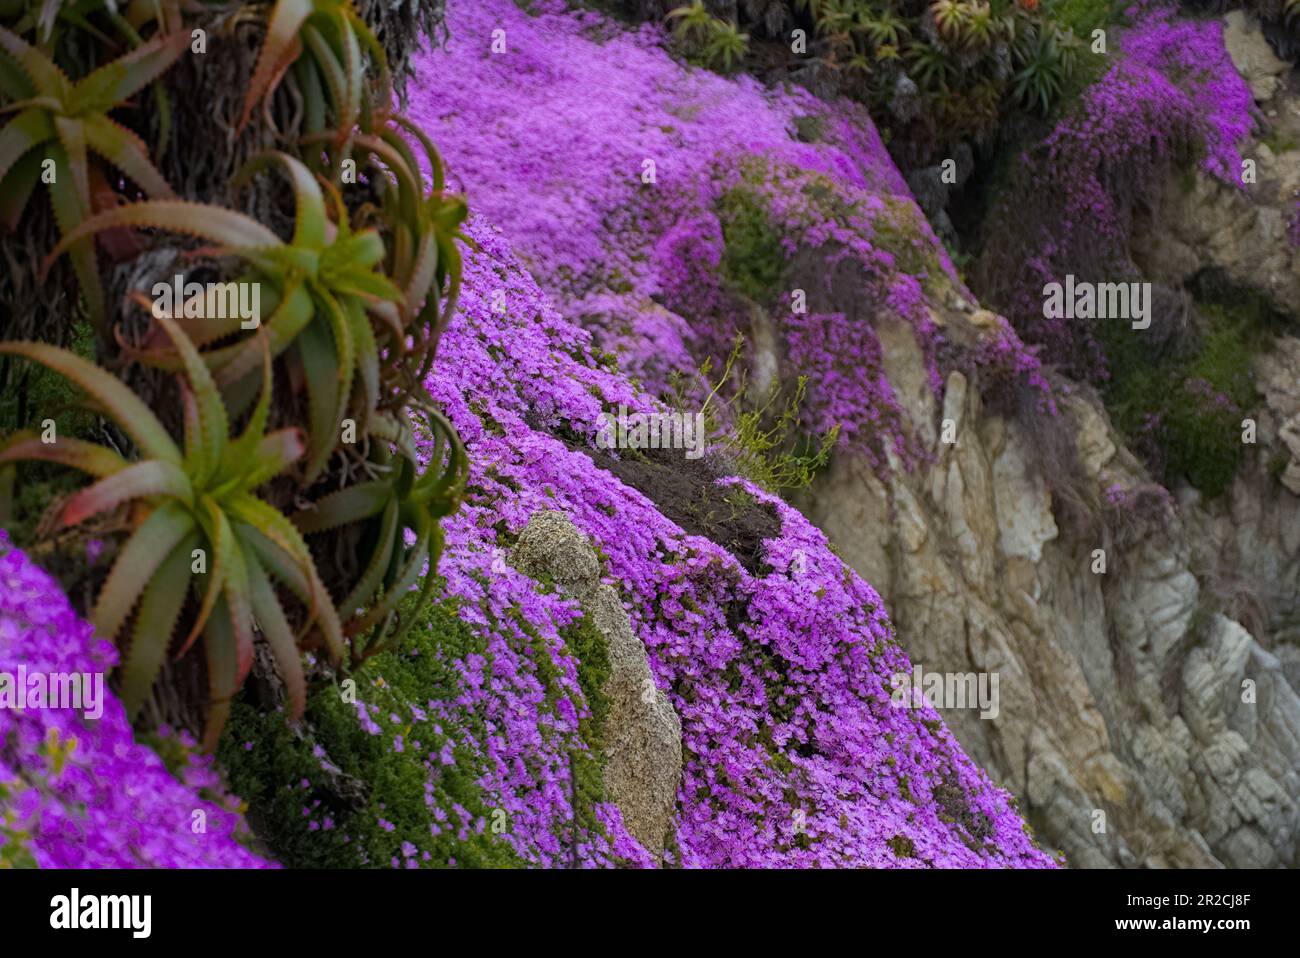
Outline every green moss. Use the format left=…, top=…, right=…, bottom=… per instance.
left=1043, top=0, right=1118, bottom=105
left=871, top=196, right=945, bottom=281
left=718, top=185, right=785, bottom=303
left=1259, top=128, right=1298, bottom=156
left=559, top=604, right=613, bottom=844
left=3, top=473, right=85, bottom=549
left=1162, top=320, right=1260, bottom=496
left=0, top=319, right=96, bottom=436
left=565, top=603, right=611, bottom=734
left=897, top=774, right=918, bottom=804
left=1103, top=292, right=1278, bottom=499
left=217, top=595, right=525, bottom=868
left=793, top=114, right=824, bottom=143
left=886, top=834, right=915, bottom=859
left=0, top=779, right=37, bottom=869
left=1043, top=0, right=1116, bottom=36
left=499, top=571, right=620, bottom=859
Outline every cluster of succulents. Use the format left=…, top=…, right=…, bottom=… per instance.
left=0, top=0, right=467, bottom=747
left=656, top=0, right=1108, bottom=162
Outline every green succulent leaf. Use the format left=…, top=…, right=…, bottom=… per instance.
left=239, top=0, right=315, bottom=131
left=81, top=113, right=174, bottom=198
left=92, top=500, right=195, bottom=642
left=0, top=340, right=181, bottom=463
left=244, top=544, right=308, bottom=720
left=70, top=28, right=189, bottom=114
left=61, top=458, right=194, bottom=526
left=43, top=199, right=281, bottom=268
left=0, top=106, right=53, bottom=187
left=200, top=593, right=238, bottom=750
left=119, top=529, right=198, bottom=718
left=337, top=496, right=398, bottom=618
left=0, top=431, right=128, bottom=478
left=225, top=492, right=345, bottom=663
left=293, top=479, right=390, bottom=533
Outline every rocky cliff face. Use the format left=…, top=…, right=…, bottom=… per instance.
left=796, top=23, right=1300, bottom=859
left=784, top=15, right=1300, bottom=868
left=410, top=0, right=1300, bottom=868
left=800, top=317, right=1300, bottom=868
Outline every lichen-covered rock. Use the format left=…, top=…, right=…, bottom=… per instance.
left=509, top=511, right=603, bottom=603
left=510, top=511, right=683, bottom=859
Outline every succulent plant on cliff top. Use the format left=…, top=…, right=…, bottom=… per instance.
left=240, top=0, right=391, bottom=140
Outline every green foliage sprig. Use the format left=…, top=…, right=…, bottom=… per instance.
left=670, top=333, right=838, bottom=495
left=669, top=1, right=750, bottom=71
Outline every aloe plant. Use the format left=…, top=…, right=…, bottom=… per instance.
left=1, top=0, right=468, bottom=758
left=0, top=23, right=187, bottom=327
left=0, top=317, right=343, bottom=745
left=293, top=406, right=465, bottom=663
left=702, top=21, right=748, bottom=72
left=41, top=151, right=413, bottom=482
left=4, top=0, right=171, bottom=45
left=668, top=1, right=749, bottom=72
left=906, top=39, right=957, bottom=92
left=667, top=1, right=713, bottom=44
left=1012, top=27, right=1065, bottom=114
left=328, top=117, right=469, bottom=380
left=929, top=0, right=971, bottom=44
left=239, top=0, right=390, bottom=140
left=854, top=8, right=909, bottom=48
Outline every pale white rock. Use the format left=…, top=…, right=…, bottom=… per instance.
left=798, top=285, right=1299, bottom=867
left=510, top=510, right=683, bottom=860
left=1222, top=11, right=1288, bottom=103
left=992, top=429, right=1058, bottom=563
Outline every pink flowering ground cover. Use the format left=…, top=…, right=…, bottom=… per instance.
left=406, top=0, right=1050, bottom=472
left=219, top=513, right=654, bottom=868
left=0, top=219, right=1055, bottom=868
left=980, top=1, right=1255, bottom=381
left=415, top=219, right=1055, bottom=867
left=0, top=531, right=269, bottom=868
